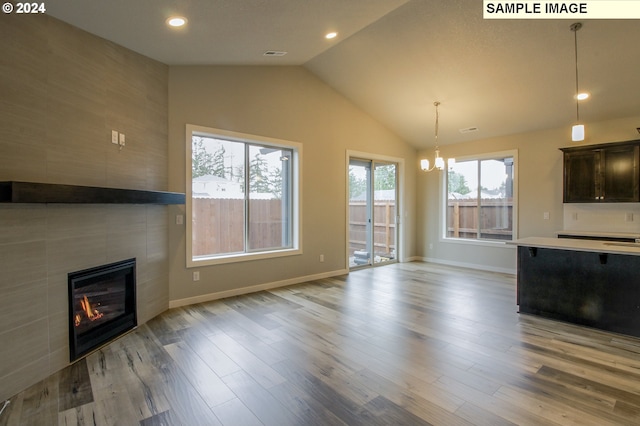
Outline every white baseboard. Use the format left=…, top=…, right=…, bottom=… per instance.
left=169, top=268, right=349, bottom=308
left=419, top=256, right=516, bottom=275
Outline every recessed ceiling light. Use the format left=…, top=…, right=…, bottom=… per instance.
left=325, top=32, right=338, bottom=40
left=576, top=92, right=589, bottom=100
left=166, top=16, right=187, bottom=28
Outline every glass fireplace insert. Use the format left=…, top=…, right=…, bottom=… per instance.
left=68, top=258, right=137, bottom=361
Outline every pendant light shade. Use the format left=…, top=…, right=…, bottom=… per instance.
left=572, top=124, right=585, bottom=142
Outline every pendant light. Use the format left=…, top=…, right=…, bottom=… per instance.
left=421, top=101, right=455, bottom=171
left=570, top=22, right=584, bottom=142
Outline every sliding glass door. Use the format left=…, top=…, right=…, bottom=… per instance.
left=348, top=158, right=398, bottom=269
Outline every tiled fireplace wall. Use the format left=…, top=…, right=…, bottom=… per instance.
left=0, top=15, right=170, bottom=401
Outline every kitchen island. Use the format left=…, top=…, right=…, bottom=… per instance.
left=511, top=237, right=640, bottom=338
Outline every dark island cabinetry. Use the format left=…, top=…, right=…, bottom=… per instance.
left=561, top=140, right=640, bottom=203
left=517, top=245, right=640, bottom=338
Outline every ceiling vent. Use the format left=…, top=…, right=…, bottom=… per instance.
left=263, top=51, right=287, bottom=57
left=459, top=126, right=479, bottom=134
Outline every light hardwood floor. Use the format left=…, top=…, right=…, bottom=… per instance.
left=2, top=262, right=640, bottom=425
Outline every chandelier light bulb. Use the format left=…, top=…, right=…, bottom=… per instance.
left=447, top=158, right=455, bottom=169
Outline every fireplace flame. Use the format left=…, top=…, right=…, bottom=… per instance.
left=75, top=294, right=104, bottom=327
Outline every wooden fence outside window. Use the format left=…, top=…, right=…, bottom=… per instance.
left=192, top=198, right=513, bottom=258
left=192, top=198, right=284, bottom=256
left=447, top=199, right=513, bottom=240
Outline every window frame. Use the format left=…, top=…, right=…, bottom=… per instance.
left=186, top=124, right=302, bottom=267
left=441, top=149, right=518, bottom=246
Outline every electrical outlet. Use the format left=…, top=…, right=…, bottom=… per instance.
left=319, top=254, right=324, bottom=262
left=543, top=212, right=550, bottom=220
left=193, top=271, right=200, bottom=281
left=176, top=214, right=184, bottom=225
left=111, top=130, right=119, bottom=144
left=119, top=133, right=126, bottom=146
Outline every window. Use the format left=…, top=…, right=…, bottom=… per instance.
left=445, top=151, right=516, bottom=241
left=186, top=125, right=301, bottom=266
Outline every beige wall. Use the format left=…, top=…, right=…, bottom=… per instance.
left=418, top=115, right=640, bottom=273
left=0, top=16, right=170, bottom=401
left=168, top=66, right=417, bottom=304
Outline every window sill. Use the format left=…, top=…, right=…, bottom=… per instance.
left=188, top=247, right=302, bottom=268
left=440, top=237, right=516, bottom=249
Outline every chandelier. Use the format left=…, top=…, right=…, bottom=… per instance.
left=421, top=101, right=455, bottom=171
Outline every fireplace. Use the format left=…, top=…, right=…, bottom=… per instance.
left=68, top=258, right=137, bottom=361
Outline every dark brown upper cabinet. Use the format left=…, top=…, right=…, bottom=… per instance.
left=560, top=140, right=640, bottom=203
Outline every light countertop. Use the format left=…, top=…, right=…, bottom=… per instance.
left=509, top=236, right=640, bottom=256
left=556, top=230, right=640, bottom=239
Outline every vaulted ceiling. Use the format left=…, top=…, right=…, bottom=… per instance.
left=46, top=0, right=640, bottom=149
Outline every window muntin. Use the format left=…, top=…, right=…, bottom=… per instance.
left=187, top=125, right=300, bottom=266
left=446, top=153, right=515, bottom=241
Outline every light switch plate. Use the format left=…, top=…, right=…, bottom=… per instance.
left=111, top=130, right=119, bottom=144
left=119, top=133, right=126, bottom=146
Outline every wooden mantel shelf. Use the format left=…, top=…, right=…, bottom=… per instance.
left=0, top=181, right=185, bottom=205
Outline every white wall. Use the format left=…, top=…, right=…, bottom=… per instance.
left=563, top=203, right=640, bottom=234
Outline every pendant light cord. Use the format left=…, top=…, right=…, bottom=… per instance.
left=571, top=22, right=582, bottom=123
left=434, top=101, right=440, bottom=149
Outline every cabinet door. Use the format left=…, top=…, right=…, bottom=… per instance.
left=601, top=145, right=639, bottom=202
left=563, top=149, right=600, bottom=202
